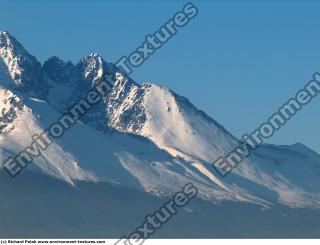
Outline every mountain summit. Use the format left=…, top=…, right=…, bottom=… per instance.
left=1, top=31, right=320, bottom=209
left=0, top=31, right=48, bottom=98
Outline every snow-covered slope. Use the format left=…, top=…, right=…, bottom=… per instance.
left=0, top=95, right=97, bottom=185
left=1, top=30, right=320, bottom=209
left=107, top=77, right=320, bottom=208
left=0, top=87, right=266, bottom=205
left=108, top=79, right=239, bottom=163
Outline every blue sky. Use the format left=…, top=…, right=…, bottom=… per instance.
left=1, top=0, right=320, bottom=152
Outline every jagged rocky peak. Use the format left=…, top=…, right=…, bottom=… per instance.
left=43, top=56, right=74, bottom=86
left=77, top=52, right=122, bottom=87
left=44, top=53, right=118, bottom=88
left=44, top=53, right=116, bottom=131
left=0, top=31, right=27, bottom=58
left=0, top=31, right=48, bottom=99
left=77, top=53, right=107, bottom=85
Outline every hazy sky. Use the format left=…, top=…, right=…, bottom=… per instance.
left=1, top=0, right=320, bottom=152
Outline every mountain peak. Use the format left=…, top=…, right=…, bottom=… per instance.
left=0, top=31, right=9, bottom=40
left=81, top=52, right=104, bottom=63
left=0, top=31, right=48, bottom=98
left=88, top=52, right=100, bottom=58
left=43, top=56, right=74, bottom=86
left=77, top=53, right=107, bottom=83
left=0, top=31, right=28, bottom=58
left=1, top=30, right=320, bottom=210
left=0, top=30, right=13, bottom=41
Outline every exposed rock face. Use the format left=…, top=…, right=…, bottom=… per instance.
left=0, top=31, right=48, bottom=99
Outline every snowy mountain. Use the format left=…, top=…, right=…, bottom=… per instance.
left=107, top=76, right=320, bottom=208
left=44, top=53, right=117, bottom=131
left=1, top=30, right=320, bottom=215
left=0, top=31, right=48, bottom=98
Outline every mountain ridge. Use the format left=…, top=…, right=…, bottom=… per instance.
left=1, top=31, right=320, bottom=209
